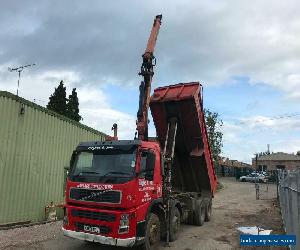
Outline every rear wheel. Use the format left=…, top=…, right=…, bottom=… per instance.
left=204, top=200, right=212, bottom=222
left=169, top=207, right=180, bottom=242
left=194, top=200, right=205, bottom=226
left=141, top=213, right=161, bottom=250
left=187, top=211, right=194, bottom=225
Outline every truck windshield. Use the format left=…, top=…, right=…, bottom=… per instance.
left=70, top=149, right=137, bottom=184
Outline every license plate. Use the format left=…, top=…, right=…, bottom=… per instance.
left=83, top=225, right=100, bottom=233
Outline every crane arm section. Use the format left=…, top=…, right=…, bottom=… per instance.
left=136, top=14, right=162, bottom=141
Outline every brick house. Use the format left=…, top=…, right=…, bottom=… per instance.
left=252, top=152, right=300, bottom=171
left=217, top=157, right=253, bottom=177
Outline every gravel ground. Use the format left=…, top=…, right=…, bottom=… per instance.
left=0, top=178, right=286, bottom=250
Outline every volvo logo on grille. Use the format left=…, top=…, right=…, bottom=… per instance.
left=81, top=191, right=103, bottom=201
left=84, top=225, right=100, bottom=233
left=70, top=188, right=121, bottom=204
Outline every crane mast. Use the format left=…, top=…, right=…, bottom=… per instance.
left=136, top=14, right=162, bottom=141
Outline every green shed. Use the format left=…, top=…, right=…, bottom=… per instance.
left=0, top=91, right=106, bottom=225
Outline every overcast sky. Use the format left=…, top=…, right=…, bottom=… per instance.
left=0, top=0, right=299, bottom=163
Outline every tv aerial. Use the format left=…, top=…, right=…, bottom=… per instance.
left=8, top=63, right=36, bottom=96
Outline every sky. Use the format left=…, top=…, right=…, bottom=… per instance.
left=0, top=0, right=299, bottom=163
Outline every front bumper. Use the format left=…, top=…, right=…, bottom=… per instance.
left=62, top=228, right=136, bottom=247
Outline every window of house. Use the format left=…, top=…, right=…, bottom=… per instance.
left=276, top=165, right=285, bottom=170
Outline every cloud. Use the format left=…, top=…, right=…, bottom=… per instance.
left=222, top=122, right=243, bottom=144
left=238, top=115, right=300, bottom=131
left=81, top=107, right=136, bottom=139
left=0, top=0, right=300, bottom=96
left=221, top=114, right=300, bottom=162
left=77, top=86, right=136, bottom=139
left=1, top=0, right=300, bottom=162
left=272, top=139, right=300, bottom=153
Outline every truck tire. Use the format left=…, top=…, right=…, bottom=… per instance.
left=141, top=213, right=161, bottom=250
left=194, top=200, right=205, bottom=226
left=204, top=200, right=212, bottom=222
left=187, top=211, right=194, bottom=225
left=169, top=207, right=180, bottom=242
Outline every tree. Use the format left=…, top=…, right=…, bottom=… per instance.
left=204, top=109, right=223, bottom=167
left=47, top=80, right=67, bottom=116
left=66, top=88, right=82, bottom=122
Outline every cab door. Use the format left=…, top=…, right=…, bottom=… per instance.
left=137, top=149, right=162, bottom=203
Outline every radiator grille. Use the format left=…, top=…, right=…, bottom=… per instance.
left=71, top=209, right=116, bottom=222
left=70, top=188, right=121, bottom=204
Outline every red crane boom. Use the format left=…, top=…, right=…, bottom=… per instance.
left=136, top=14, right=162, bottom=141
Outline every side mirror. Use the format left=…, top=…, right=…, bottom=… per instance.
left=69, top=151, right=77, bottom=174
left=63, top=166, right=69, bottom=195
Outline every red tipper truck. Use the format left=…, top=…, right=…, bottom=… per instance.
left=62, top=15, right=217, bottom=250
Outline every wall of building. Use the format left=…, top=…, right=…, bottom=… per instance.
left=0, top=91, right=106, bottom=224
left=256, top=160, right=300, bottom=171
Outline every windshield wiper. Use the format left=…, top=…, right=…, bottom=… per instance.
left=101, top=171, right=132, bottom=178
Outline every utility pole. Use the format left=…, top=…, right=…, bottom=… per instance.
left=8, top=63, right=36, bottom=96
left=254, top=153, right=260, bottom=200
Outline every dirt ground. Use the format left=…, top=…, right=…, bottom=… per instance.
left=0, top=178, right=287, bottom=250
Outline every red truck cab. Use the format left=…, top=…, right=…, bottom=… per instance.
left=63, top=140, right=163, bottom=247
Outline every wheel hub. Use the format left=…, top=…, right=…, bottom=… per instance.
left=149, top=223, right=158, bottom=245
left=172, top=215, right=179, bottom=231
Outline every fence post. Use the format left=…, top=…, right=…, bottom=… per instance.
left=297, top=170, right=300, bottom=250
left=276, top=170, right=279, bottom=200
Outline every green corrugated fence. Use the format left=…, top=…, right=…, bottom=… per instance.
left=0, top=91, right=106, bottom=224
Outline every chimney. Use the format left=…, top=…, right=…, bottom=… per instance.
left=111, top=123, right=118, bottom=140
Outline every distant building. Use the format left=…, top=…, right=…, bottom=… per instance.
left=252, top=152, right=300, bottom=171
left=216, top=157, right=253, bottom=177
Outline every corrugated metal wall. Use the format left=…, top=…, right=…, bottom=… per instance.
left=0, top=91, right=106, bottom=224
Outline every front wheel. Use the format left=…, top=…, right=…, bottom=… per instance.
left=141, top=213, right=161, bottom=250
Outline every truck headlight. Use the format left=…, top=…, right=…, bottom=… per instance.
left=119, top=214, right=129, bottom=234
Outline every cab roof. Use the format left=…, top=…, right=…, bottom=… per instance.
left=76, top=140, right=142, bottom=151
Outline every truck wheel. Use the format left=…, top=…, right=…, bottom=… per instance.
left=169, top=207, right=180, bottom=242
left=204, top=200, right=212, bottom=222
left=187, top=211, right=194, bottom=225
left=194, top=200, right=205, bottom=226
left=142, top=213, right=161, bottom=250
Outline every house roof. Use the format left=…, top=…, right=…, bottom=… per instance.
left=257, top=152, right=300, bottom=161
left=218, top=157, right=252, bottom=168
